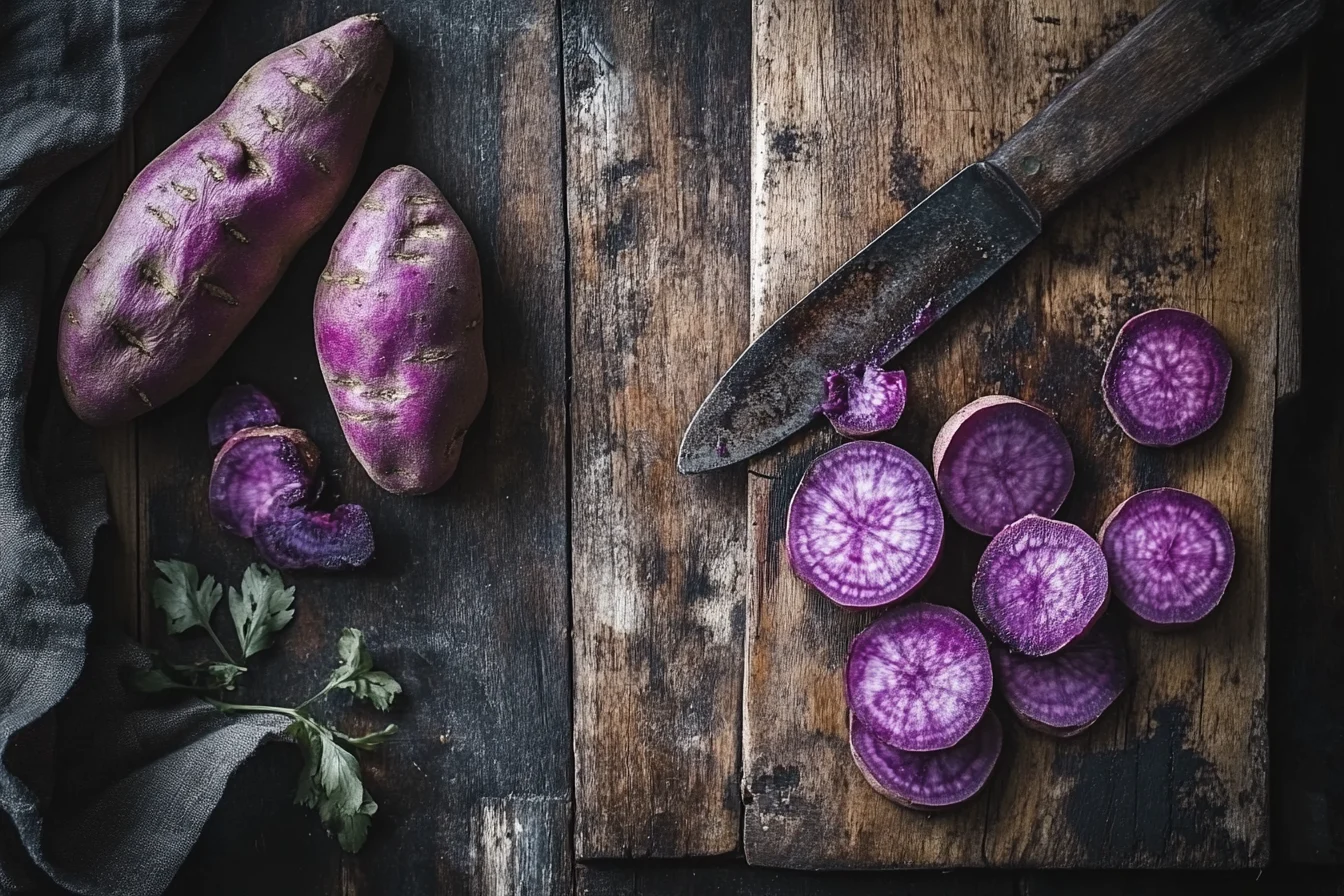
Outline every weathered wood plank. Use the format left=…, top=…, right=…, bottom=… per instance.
left=129, top=1, right=571, bottom=891
left=565, top=0, right=751, bottom=858
left=744, top=0, right=1303, bottom=867
left=472, top=795, right=571, bottom=895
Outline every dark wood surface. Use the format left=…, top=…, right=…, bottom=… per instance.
left=75, top=0, right=1344, bottom=889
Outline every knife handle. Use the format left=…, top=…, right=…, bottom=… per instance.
left=988, top=0, right=1319, bottom=217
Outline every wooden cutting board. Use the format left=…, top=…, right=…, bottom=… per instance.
left=741, top=0, right=1304, bottom=869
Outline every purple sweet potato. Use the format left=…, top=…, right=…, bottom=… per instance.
left=932, top=395, right=1074, bottom=537
left=315, top=166, right=487, bottom=495
left=1099, top=487, right=1234, bottom=627
left=209, top=426, right=320, bottom=537
left=820, top=364, right=907, bottom=437
left=787, top=441, right=943, bottom=609
left=850, top=710, right=1002, bottom=810
left=972, top=515, right=1109, bottom=656
left=209, top=425, right=373, bottom=569
left=845, top=603, right=992, bottom=752
left=992, top=621, right=1128, bottom=736
left=1102, top=308, right=1232, bottom=447
left=254, top=504, right=374, bottom=570
left=58, top=16, right=393, bottom=427
left=207, top=384, right=282, bottom=448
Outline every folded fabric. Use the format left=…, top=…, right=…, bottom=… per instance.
left=0, top=3, right=289, bottom=894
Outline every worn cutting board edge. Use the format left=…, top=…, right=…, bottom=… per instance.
left=742, top=0, right=1305, bottom=870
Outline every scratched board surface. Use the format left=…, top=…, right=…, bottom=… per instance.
left=742, top=0, right=1304, bottom=868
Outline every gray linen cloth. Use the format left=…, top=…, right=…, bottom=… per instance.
left=1, top=3, right=288, bottom=893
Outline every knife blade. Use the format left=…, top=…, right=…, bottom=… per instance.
left=678, top=0, right=1320, bottom=474
left=678, top=163, right=1039, bottom=474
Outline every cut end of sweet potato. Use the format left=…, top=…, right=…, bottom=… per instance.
left=253, top=503, right=375, bottom=570
left=1102, top=308, right=1232, bottom=447
left=207, top=384, right=283, bottom=448
left=850, top=709, right=1001, bottom=810
left=933, top=395, right=1074, bottom=536
left=846, top=602, right=992, bottom=752
left=1099, top=487, right=1234, bottom=627
left=820, top=364, right=907, bottom=438
left=972, top=515, right=1109, bottom=656
left=992, top=619, right=1128, bottom=735
left=786, top=441, right=943, bottom=608
left=208, top=426, right=319, bottom=538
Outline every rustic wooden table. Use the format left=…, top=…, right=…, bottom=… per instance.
left=81, top=0, right=1344, bottom=891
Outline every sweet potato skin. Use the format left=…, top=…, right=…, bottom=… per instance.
left=315, top=166, right=487, bottom=495
left=58, top=15, right=393, bottom=426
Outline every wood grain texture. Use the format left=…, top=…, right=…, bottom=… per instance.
left=472, top=796, right=571, bottom=895
left=130, top=1, right=572, bottom=892
left=743, top=0, right=1305, bottom=868
left=564, top=0, right=751, bottom=858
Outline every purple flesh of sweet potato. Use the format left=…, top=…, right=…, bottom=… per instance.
left=932, top=395, right=1074, bottom=537
left=58, top=16, right=393, bottom=426
left=1102, top=308, right=1232, bottom=447
left=315, top=165, right=487, bottom=495
left=209, top=426, right=319, bottom=537
left=1099, top=487, right=1234, bottom=627
left=820, top=365, right=907, bottom=437
left=845, top=602, right=992, bottom=752
left=207, top=384, right=282, bottom=447
left=787, top=441, right=943, bottom=608
left=850, top=709, right=1002, bottom=810
left=992, top=619, right=1128, bottom=736
left=973, top=515, right=1109, bottom=656
left=254, top=504, right=374, bottom=570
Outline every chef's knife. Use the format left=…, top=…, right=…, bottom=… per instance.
left=678, top=0, right=1320, bottom=474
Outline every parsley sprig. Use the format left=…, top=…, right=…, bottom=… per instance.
left=134, top=559, right=401, bottom=853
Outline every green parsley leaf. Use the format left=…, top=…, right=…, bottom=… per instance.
left=151, top=559, right=223, bottom=636
left=229, top=564, right=296, bottom=659
left=333, top=797, right=377, bottom=853
left=288, top=718, right=380, bottom=853
left=326, top=628, right=402, bottom=710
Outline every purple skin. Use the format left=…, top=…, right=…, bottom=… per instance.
left=254, top=504, right=374, bottom=570
left=973, top=515, right=1109, bottom=657
left=820, top=365, right=908, bottom=437
left=1102, top=308, right=1233, bottom=447
left=1099, top=488, right=1234, bottom=627
left=992, top=620, right=1129, bottom=736
left=845, top=603, right=992, bottom=752
left=209, top=426, right=320, bottom=538
left=787, top=441, right=943, bottom=608
left=207, top=384, right=282, bottom=448
left=58, top=16, right=393, bottom=426
left=315, top=166, right=488, bottom=495
left=932, top=395, right=1074, bottom=537
left=850, top=710, right=1002, bottom=810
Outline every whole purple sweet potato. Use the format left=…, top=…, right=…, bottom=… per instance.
left=314, top=166, right=487, bottom=495
left=58, top=16, right=393, bottom=427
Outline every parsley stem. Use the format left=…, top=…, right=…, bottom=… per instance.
left=204, top=698, right=304, bottom=721
left=204, top=626, right=239, bottom=666
left=295, top=680, right=338, bottom=710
